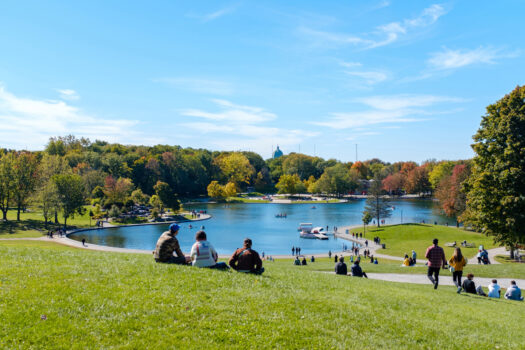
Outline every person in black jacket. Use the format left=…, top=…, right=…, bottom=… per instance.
left=351, top=260, right=368, bottom=278
left=335, top=256, right=347, bottom=275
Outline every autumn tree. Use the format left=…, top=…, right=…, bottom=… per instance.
left=463, top=86, right=525, bottom=256
left=435, top=164, right=470, bottom=217
left=207, top=181, right=226, bottom=200
left=216, top=153, right=255, bottom=189
left=382, top=173, right=406, bottom=195
left=428, top=161, right=455, bottom=190
left=405, top=166, right=431, bottom=196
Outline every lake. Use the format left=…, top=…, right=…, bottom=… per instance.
left=70, top=198, right=454, bottom=255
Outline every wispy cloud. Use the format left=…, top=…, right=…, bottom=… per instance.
left=345, top=70, right=388, bottom=85
left=179, top=99, right=318, bottom=154
left=300, top=4, right=447, bottom=49
left=428, top=46, right=518, bottom=70
left=56, top=89, right=79, bottom=101
left=0, top=84, right=149, bottom=149
left=312, top=94, right=462, bottom=129
left=153, top=77, right=234, bottom=95
left=187, top=5, right=238, bottom=22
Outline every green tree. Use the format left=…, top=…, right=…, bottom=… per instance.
left=36, top=154, right=71, bottom=225
left=363, top=177, right=392, bottom=227
left=362, top=212, right=373, bottom=236
left=216, top=153, right=255, bottom=188
left=223, top=182, right=238, bottom=198
left=0, top=153, right=15, bottom=221
left=275, top=174, right=304, bottom=195
left=53, top=174, right=86, bottom=230
left=207, top=181, right=226, bottom=200
left=12, top=152, right=39, bottom=221
left=131, top=189, right=150, bottom=206
left=149, top=195, right=163, bottom=214
left=314, top=164, right=357, bottom=197
left=428, top=161, right=455, bottom=189
left=463, top=86, right=525, bottom=257
left=154, top=181, right=181, bottom=213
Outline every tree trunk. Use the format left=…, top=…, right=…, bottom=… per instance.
left=1, top=209, right=7, bottom=221
left=63, top=216, right=68, bottom=232
left=509, top=244, right=515, bottom=260
left=17, top=205, right=21, bottom=221
left=55, top=210, right=58, bottom=224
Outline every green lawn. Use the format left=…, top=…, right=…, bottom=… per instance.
left=1, top=240, right=524, bottom=349
left=356, top=224, right=497, bottom=259
left=296, top=256, right=525, bottom=279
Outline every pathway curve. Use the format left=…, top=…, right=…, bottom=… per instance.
left=467, top=247, right=505, bottom=265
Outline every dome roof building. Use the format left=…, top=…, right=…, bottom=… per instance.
left=272, top=146, right=283, bottom=159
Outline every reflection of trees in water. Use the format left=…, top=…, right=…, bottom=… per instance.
left=70, top=231, right=127, bottom=248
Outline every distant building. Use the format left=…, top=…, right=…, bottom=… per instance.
left=272, top=145, right=283, bottom=159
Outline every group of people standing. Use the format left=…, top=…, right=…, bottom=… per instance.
left=291, top=246, right=302, bottom=256
left=154, top=224, right=264, bottom=274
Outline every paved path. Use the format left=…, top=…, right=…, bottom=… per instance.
left=467, top=247, right=505, bottom=265
left=364, top=273, right=524, bottom=289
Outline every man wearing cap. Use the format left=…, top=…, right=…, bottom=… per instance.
left=229, top=238, right=264, bottom=274
left=425, top=238, right=447, bottom=289
left=153, top=223, right=189, bottom=264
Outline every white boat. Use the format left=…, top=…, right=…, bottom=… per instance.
left=298, top=223, right=329, bottom=240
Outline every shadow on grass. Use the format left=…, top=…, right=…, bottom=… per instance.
left=0, top=219, right=68, bottom=235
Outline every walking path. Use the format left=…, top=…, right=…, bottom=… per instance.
left=467, top=247, right=505, bottom=265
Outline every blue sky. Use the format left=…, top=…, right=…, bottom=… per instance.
left=0, top=1, right=523, bottom=162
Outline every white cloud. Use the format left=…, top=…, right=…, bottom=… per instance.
left=56, top=89, right=79, bottom=101
left=345, top=70, right=388, bottom=85
left=300, top=4, right=447, bottom=49
left=179, top=99, right=318, bottom=155
left=187, top=5, right=238, bottom=22
left=0, top=84, right=148, bottom=150
left=154, top=77, right=233, bottom=95
left=355, top=94, right=464, bottom=110
left=312, top=94, right=462, bottom=130
left=428, top=46, right=516, bottom=70
left=339, top=61, right=362, bottom=68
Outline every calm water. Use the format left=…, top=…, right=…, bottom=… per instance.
left=70, top=199, right=454, bottom=255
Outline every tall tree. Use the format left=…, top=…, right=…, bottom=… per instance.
left=436, top=164, right=470, bottom=217
left=216, top=153, right=255, bottom=188
left=463, top=86, right=525, bottom=256
left=363, top=177, right=392, bottom=227
left=0, top=153, right=15, bottom=221
left=37, top=154, right=71, bottom=225
left=154, top=181, right=181, bottom=212
left=53, top=174, right=85, bottom=230
left=12, top=152, right=39, bottom=221
left=275, top=174, right=305, bottom=195
left=405, top=166, right=431, bottom=196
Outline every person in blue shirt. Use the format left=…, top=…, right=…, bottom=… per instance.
left=351, top=260, right=368, bottom=278
left=505, top=281, right=524, bottom=301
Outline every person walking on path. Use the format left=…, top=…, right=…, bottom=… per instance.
left=229, top=238, right=264, bottom=274
left=154, top=224, right=190, bottom=264
left=449, top=247, right=467, bottom=293
left=425, top=238, right=447, bottom=289
left=335, top=256, right=347, bottom=275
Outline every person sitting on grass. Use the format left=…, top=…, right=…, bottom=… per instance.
left=190, top=230, right=228, bottom=269
left=488, top=279, right=501, bottom=299
left=460, top=274, right=486, bottom=296
left=351, top=259, right=368, bottom=278
left=373, top=258, right=378, bottom=264
left=335, top=256, right=347, bottom=275
left=153, top=224, right=190, bottom=265
left=505, top=280, right=524, bottom=301
left=229, top=238, right=264, bottom=275
left=403, top=254, right=411, bottom=266
left=310, top=256, right=315, bottom=263
left=293, top=256, right=301, bottom=265
left=301, top=257, right=307, bottom=265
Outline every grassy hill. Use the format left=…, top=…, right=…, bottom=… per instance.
left=1, top=240, right=524, bottom=349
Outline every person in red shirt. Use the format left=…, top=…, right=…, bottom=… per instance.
left=425, top=238, right=447, bottom=289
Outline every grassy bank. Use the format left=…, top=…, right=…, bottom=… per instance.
left=354, top=224, right=496, bottom=259
left=1, top=240, right=524, bottom=349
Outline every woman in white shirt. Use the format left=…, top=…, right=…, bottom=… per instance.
left=190, top=230, right=228, bottom=269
